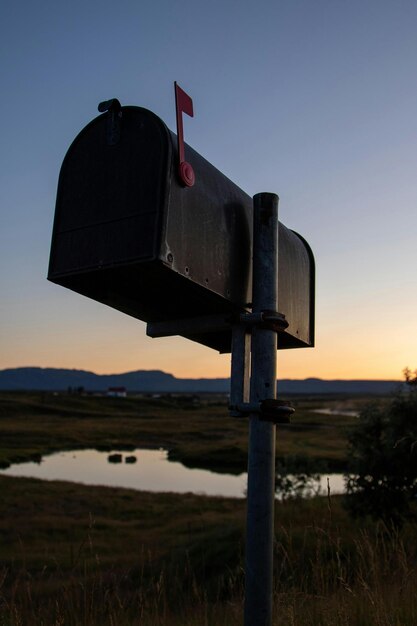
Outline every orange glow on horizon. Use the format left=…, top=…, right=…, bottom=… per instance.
left=0, top=334, right=409, bottom=381
left=1, top=302, right=415, bottom=382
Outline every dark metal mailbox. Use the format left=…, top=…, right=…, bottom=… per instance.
left=48, top=105, right=314, bottom=352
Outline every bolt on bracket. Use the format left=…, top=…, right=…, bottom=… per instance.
left=239, top=310, right=289, bottom=333
left=229, top=399, right=295, bottom=424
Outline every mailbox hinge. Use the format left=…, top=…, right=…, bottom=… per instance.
left=98, top=98, right=122, bottom=146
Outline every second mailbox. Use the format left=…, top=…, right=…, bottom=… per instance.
left=48, top=104, right=314, bottom=352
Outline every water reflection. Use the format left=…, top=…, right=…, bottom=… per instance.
left=0, top=449, right=247, bottom=498
left=310, top=408, right=359, bottom=417
left=276, top=472, right=345, bottom=499
left=0, top=448, right=345, bottom=499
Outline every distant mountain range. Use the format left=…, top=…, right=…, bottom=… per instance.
left=0, top=367, right=404, bottom=395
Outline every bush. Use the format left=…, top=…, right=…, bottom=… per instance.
left=345, top=369, right=417, bottom=525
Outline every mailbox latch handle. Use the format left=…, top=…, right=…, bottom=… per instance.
left=98, top=98, right=122, bottom=146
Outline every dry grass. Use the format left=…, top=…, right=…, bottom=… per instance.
left=1, top=391, right=407, bottom=624
left=1, top=476, right=417, bottom=625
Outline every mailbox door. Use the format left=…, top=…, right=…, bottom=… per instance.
left=48, top=107, right=171, bottom=277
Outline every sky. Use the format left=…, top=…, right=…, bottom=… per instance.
left=1, top=0, right=416, bottom=380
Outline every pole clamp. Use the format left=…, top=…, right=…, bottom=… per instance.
left=239, top=310, right=289, bottom=333
left=229, top=399, right=294, bottom=424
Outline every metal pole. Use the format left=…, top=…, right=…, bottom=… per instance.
left=244, top=193, right=279, bottom=626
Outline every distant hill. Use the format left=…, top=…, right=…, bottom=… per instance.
left=0, top=367, right=404, bottom=395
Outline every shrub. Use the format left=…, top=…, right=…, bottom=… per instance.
left=345, top=369, right=417, bottom=525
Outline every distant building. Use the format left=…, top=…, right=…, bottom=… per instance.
left=107, top=386, right=127, bottom=398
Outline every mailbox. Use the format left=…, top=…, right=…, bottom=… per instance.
left=48, top=105, right=314, bottom=352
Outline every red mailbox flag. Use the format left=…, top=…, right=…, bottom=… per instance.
left=175, top=82, right=195, bottom=187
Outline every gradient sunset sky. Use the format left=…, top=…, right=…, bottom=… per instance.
left=1, top=1, right=416, bottom=380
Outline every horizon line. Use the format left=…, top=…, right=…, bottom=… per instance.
left=0, top=365, right=404, bottom=383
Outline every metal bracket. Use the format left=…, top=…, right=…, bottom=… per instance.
left=146, top=314, right=231, bottom=338
left=229, top=324, right=251, bottom=417
left=147, top=310, right=287, bottom=340
left=146, top=309, right=293, bottom=424
left=230, top=399, right=294, bottom=424
left=239, top=310, right=288, bottom=332
left=228, top=310, right=293, bottom=422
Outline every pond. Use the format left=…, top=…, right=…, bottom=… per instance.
left=310, top=408, right=359, bottom=417
left=0, top=448, right=346, bottom=499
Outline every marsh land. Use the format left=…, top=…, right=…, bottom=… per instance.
left=1, top=391, right=416, bottom=625
left=0, top=391, right=373, bottom=473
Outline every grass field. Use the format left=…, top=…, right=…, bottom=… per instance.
left=1, top=475, right=417, bottom=625
left=2, top=390, right=414, bottom=625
